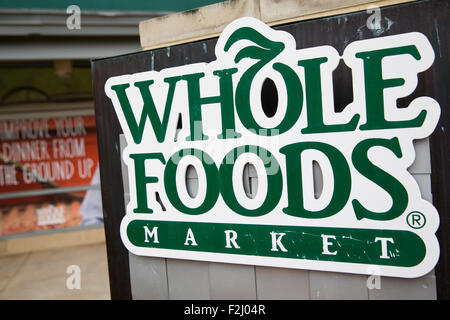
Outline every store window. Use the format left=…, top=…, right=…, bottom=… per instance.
left=0, top=61, right=102, bottom=237
left=0, top=113, right=102, bottom=236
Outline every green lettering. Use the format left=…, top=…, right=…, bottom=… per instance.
left=129, top=152, right=166, bottom=213
left=235, top=62, right=303, bottom=135
left=219, top=145, right=282, bottom=217
left=110, top=76, right=182, bottom=144
left=280, top=142, right=351, bottom=218
left=352, top=137, right=408, bottom=221
left=355, top=46, right=426, bottom=130
left=298, top=57, right=359, bottom=134
left=164, top=148, right=219, bottom=215
left=182, top=68, right=241, bottom=141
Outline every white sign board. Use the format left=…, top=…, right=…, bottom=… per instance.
left=105, top=17, right=440, bottom=278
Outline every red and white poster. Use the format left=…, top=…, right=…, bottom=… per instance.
left=0, top=115, right=101, bottom=236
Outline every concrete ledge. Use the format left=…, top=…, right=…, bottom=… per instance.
left=0, top=227, right=106, bottom=257
left=259, top=0, right=413, bottom=26
left=139, top=0, right=414, bottom=50
left=139, top=0, right=261, bottom=50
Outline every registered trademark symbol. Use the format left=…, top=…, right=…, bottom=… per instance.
left=406, top=211, right=426, bottom=229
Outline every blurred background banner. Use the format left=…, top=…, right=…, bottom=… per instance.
left=0, top=115, right=99, bottom=236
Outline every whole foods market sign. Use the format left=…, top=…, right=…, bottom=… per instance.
left=105, top=18, right=440, bottom=278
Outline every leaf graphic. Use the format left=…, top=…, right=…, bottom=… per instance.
left=224, top=26, right=285, bottom=65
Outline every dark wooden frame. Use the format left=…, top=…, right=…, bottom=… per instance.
left=92, top=0, right=449, bottom=299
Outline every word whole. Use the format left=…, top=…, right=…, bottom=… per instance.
left=105, top=18, right=440, bottom=278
